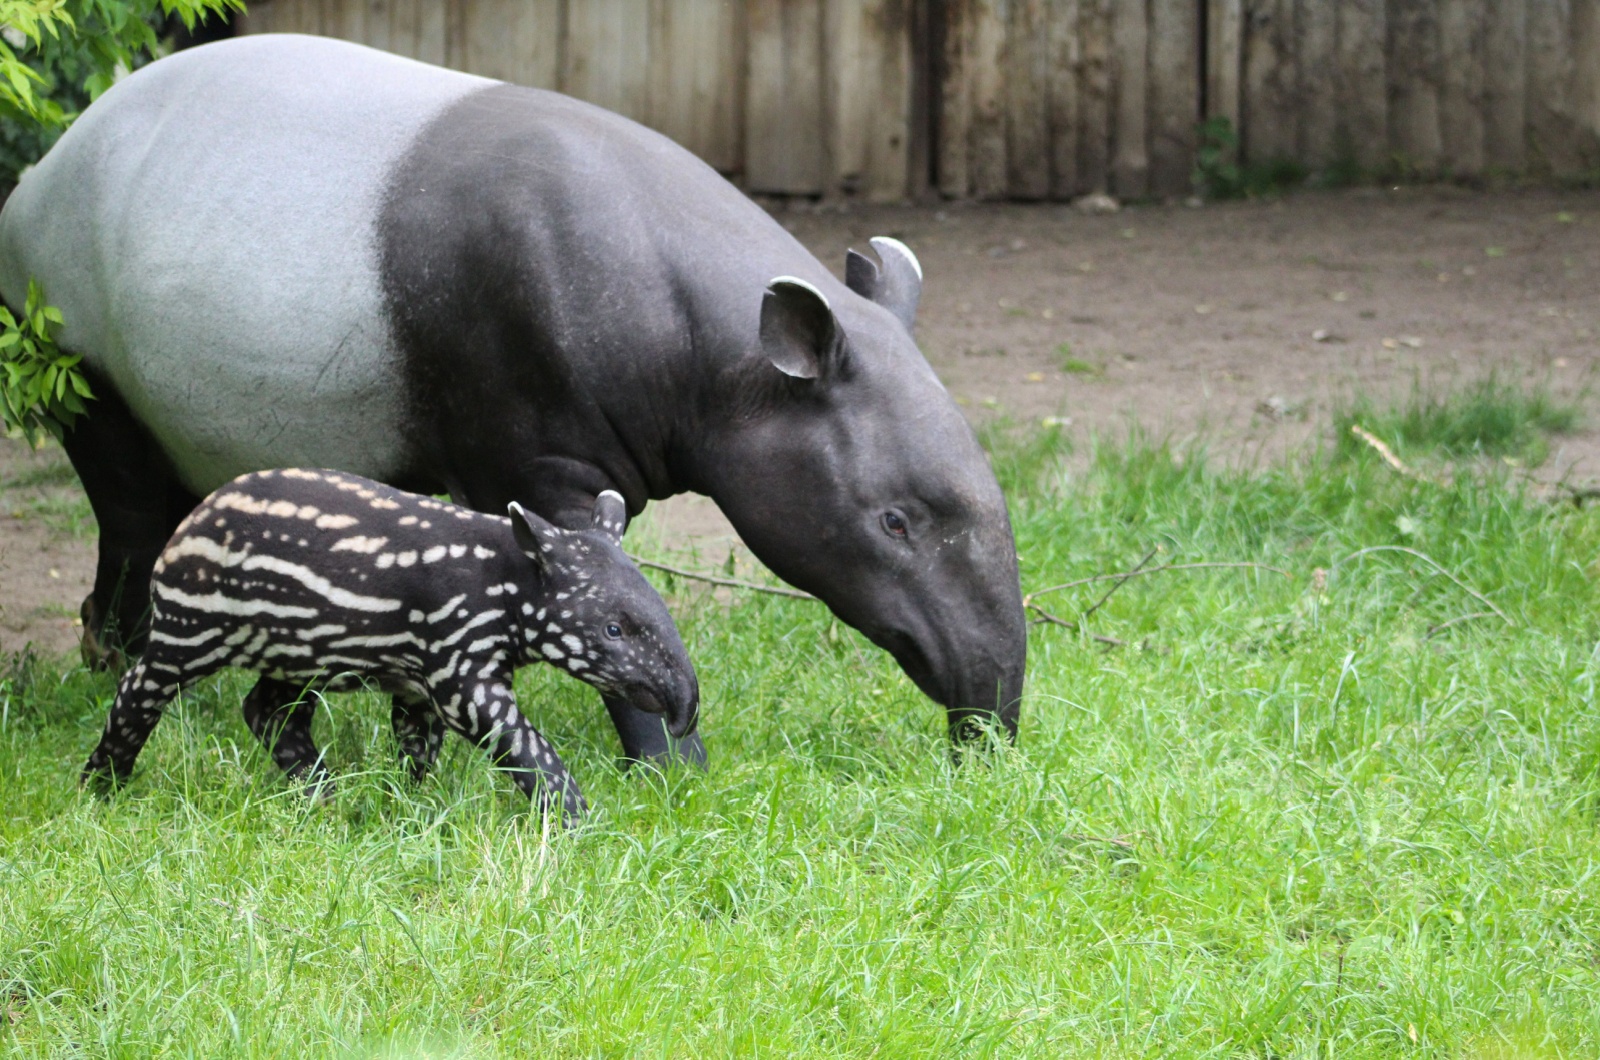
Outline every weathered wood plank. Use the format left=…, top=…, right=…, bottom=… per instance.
left=462, top=0, right=559, bottom=87
left=563, top=0, right=651, bottom=120
left=363, top=0, right=391, bottom=53
left=1297, top=0, right=1338, bottom=170
left=1005, top=0, right=1051, bottom=198
left=1147, top=0, right=1198, bottom=197
left=1206, top=0, right=1243, bottom=137
left=1241, top=0, right=1296, bottom=164
left=1483, top=0, right=1527, bottom=171
left=649, top=0, right=743, bottom=173
left=937, top=0, right=974, bottom=197
left=1047, top=0, right=1081, bottom=198
left=1387, top=0, right=1443, bottom=174
left=746, top=0, right=827, bottom=193
left=1438, top=0, right=1485, bottom=175
left=1076, top=0, right=1113, bottom=193
left=329, top=0, right=364, bottom=43
left=1109, top=0, right=1147, bottom=198
left=828, top=0, right=913, bottom=200
left=415, top=0, right=445, bottom=66
left=1334, top=0, right=1387, bottom=171
left=1569, top=0, right=1600, bottom=172
left=967, top=0, right=1008, bottom=199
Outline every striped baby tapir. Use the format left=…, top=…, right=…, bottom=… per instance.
left=81, top=468, right=699, bottom=819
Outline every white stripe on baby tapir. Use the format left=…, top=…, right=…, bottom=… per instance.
left=332, top=535, right=388, bottom=553
left=154, top=581, right=319, bottom=619
left=426, top=595, right=467, bottom=623
left=149, top=627, right=225, bottom=648
left=239, top=554, right=402, bottom=613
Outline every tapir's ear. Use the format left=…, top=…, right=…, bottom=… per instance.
left=591, top=489, right=627, bottom=544
left=843, top=236, right=922, bottom=331
left=507, top=501, right=554, bottom=573
left=760, top=276, right=847, bottom=381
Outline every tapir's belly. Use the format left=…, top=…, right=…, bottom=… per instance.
left=0, top=36, right=494, bottom=495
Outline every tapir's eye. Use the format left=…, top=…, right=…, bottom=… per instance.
left=881, top=511, right=909, bottom=538
left=605, top=622, right=624, bottom=640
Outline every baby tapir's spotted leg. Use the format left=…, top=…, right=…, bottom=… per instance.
left=241, top=677, right=329, bottom=793
left=436, top=675, right=587, bottom=821
left=391, top=689, right=444, bottom=782
left=83, top=658, right=183, bottom=785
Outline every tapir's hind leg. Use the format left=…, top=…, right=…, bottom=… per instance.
left=59, top=372, right=199, bottom=669
left=391, top=689, right=444, bottom=781
left=82, top=657, right=185, bottom=785
left=241, top=677, right=329, bottom=792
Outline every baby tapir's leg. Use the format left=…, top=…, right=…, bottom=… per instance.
left=241, top=677, right=329, bottom=792
left=437, top=677, right=587, bottom=821
left=391, top=689, right=444, bottom=782
left=83, top=657, right=185, bottom=784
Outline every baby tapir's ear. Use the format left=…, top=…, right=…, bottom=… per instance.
left=507, top=501, right=555, bottom=574
left=591, top=490, right=627, bottom=543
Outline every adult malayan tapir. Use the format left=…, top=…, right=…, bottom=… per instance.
left=0, top=33, right=1025, bottom=764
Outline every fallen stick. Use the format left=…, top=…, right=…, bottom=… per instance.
left=630, top=555, right=817, bottom=601
left=1333, top=545, right=1513, bottom=627
left=1348, top=424, right=1442, bottom=485
left=1027, top=561, right=1293, bottom=602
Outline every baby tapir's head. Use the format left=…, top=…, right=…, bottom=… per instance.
left=507, top=492, right=699, bottom=739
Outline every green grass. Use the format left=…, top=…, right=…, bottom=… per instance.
left=1335, top=374, right=1581, bottom=467
left=7, top=422, right=1600, bottom=1056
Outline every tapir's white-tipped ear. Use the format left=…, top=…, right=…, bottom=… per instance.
left=760, top=276, right=847, bottom=381
left=844, top=236, right=922, bottom=331
left=591, top=490, right=627, bottom=543
left=507, top=500, right=554, bottom=573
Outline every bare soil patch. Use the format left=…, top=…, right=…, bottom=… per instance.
left=4, top=186, right=1597, bottom=658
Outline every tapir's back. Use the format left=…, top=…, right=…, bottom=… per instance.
left=0, top=35, right=493, bottom=493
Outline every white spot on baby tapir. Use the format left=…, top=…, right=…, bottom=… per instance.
left=266, top=500, right=299, bottom=518
left=449, top=544, right=468, bottom=559
left=546, top=623, right=563, bottom=635
left=314, top=513, right=359, bottom=530
left=396, top=550, right=418, bottom=567
left=409, top=610, right=424, bottom=623
left=501, top=583, right=518, bottom=595
left=214, top=517, right=226, bottom=528
left=536, top=608, right=546, bottom=621
left=420, top=521, right=431, bottom=529
left=399, top=515, right=418, bottom=526
left=566, top=658, right=589, bottom=673
left=376, top=553, right=396, bottom=569
left=473, top=545, right=495, bottom=559
left=541, top=642, right=564, bottom=661
left=485, top=585, right=504, bottom=597
left=422, top=545, right=447, bottom=564
left=214, top=492, right=271, bottom=515
left=521, top=602, right=534, bottom=616
left=331, top=535, right=388, bottom=553
left=560, top=634, right=583, bottom=655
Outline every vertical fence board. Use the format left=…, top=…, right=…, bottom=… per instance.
left=966, top=0, right=1008, bottom=198
left=1570, top=0, right=1600, bottom=169
left=828, top=0, right=913, bottom=200
left=1483, top=0, right=1527, bottom=170
left=1438, top=0, right=1486, bottom=174
left=1148, top=0, right=1198, bottom=196
left=563, top=0, right=651, bottom=119
left=937, top=0, right=973, bottom=197
left=461, top=0, right=558, bottom=87
left=649, top=0, right=743, bottom=174
left=1047, top=0, right=1081, bottom=197
left=1242, top=0, right=1297, bottom=162
left=1005, top=0, right=1050, bottom=198
left=1525, top=0, right=1573, bottom=173
left=1109, top=0, right=1147, bottom=197
left=1206, top=0, right=1243, bottom=140
left=1334, top=0, right=1387, bottom=170
left=1075, top=0, right=1113, bottom=193
left=413, top=0, right=445, bottom=65
left=1388, top=0, right=1443, bottom=173
left=1297, top=0, right=1336, bottom=169
left=746, top=0, right=827, bottom=193
left=364, top=0, right=391, bottom=53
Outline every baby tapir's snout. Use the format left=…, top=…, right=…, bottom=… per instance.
left=81, top=471, right=697, bottom=821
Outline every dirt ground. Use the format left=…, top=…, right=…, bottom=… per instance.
left=4, top=186, right=1598, bottom=659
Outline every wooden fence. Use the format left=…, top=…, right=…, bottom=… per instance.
left=238, top=0, right=1600, bottom=201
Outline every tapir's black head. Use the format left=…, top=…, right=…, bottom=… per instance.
left=708, top=238, right=1026, bottom=743
left=507, top=492, right=699, bottom=739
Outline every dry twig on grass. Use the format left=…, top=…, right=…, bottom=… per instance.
left=1332, top=545, right=1513, bottom=628
left=1348, top=423, right=1443, bottom=485
left=630, top=555, right=816, bottom=601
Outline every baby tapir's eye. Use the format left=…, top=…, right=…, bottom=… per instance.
left=605, top=623, right=623, bottom=640
left=882, top=511, right=908, bottom=537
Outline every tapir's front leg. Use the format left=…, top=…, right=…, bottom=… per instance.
left=447, top=459, right=707, bottom=769
left=433, top=675, right=587, bottom=821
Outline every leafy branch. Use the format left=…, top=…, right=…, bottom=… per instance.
left=0, top=277, right=90, bottom=443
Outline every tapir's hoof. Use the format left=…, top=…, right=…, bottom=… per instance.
left=78, top=596, right=127, bottom=674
